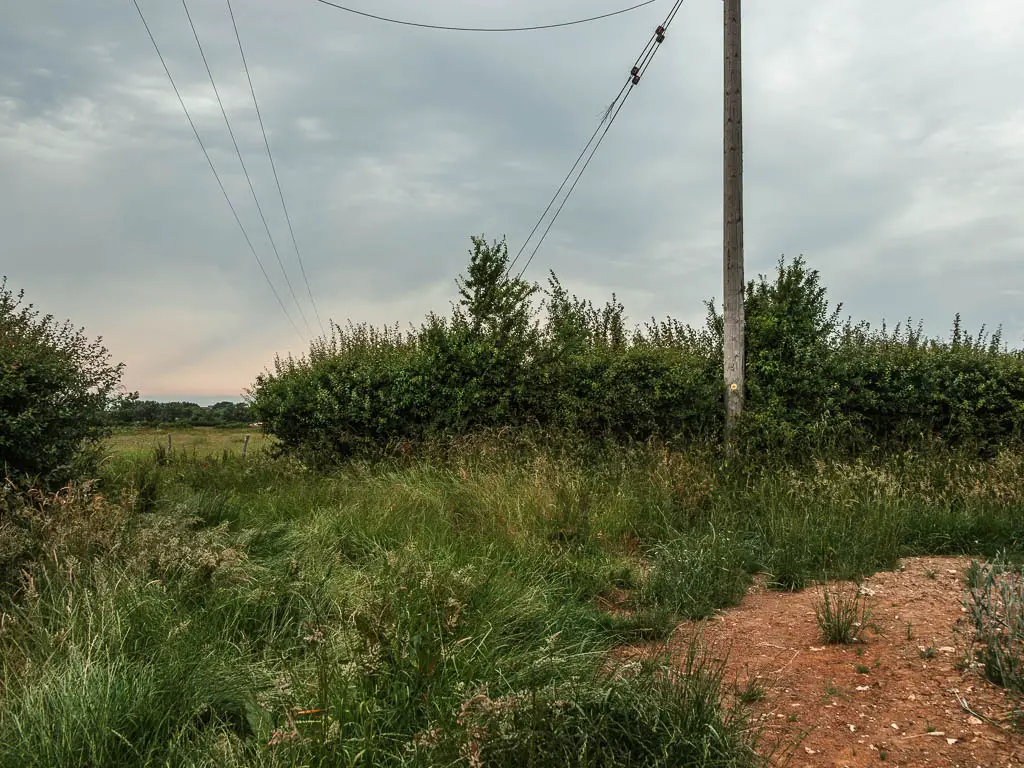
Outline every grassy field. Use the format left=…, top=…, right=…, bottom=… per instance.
left=2, top=439, right=1023, bottom=766
left=105, top=426, right=275, bottom=459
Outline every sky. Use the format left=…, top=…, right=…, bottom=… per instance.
left=2, top=0, right=1022, bottom=400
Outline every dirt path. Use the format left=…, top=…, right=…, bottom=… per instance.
left=622, top=556, right=1024, bottom=767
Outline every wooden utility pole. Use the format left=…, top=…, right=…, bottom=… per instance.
left=723, top=0, right=745, bottom=444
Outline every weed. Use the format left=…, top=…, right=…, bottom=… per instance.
left=430, top=644, right=760, bottom=767
left=965, top=556, right=1024, bottom=693
left=814, top=582, right=871, bottom=644
left=965, top=560, right=983, bottom=589
left=854, top=664, right=870, bottom=675
left=736, top=671, right=767, bottom=705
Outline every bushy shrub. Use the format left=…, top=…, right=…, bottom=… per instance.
left=827, top=318, right=1024, bottom=452
left=1, top=278, right=125, bottom=485
left=250, top=240, right=1024, bottom=462
left=718, top=257, right=1024, bottom=456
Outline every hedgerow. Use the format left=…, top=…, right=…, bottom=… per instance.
left=251, top=237, right=1024, bottom=461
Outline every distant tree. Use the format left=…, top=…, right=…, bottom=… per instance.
left=0, top=277, right=126, bottom=486
left=108, top=398, right=251, bottom=427
left=208, top=401, right=251, bottom=424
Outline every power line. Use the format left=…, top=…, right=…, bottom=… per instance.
left=226, top=0, right=327, bottom=337
left=504, top=39, right=656, bottom=277
left=516, top=88, right=637, bottom=281
left=504, top=80, right=632, bottom=278
left=310, top=0, right=664, bottom=33
left=131, top=0, right=305, bottom=342
left=508, top=0, right=681, bottom=276
left=181, top=0, right=313, bottom=337
left=465, top=5, right=682, bottom=421
left=509, top=0, right=685, bottom=279
left=516, top=23, right=673, bottom=280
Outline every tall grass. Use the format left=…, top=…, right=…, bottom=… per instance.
left=965, top=556, right=1024, bottom=694
left=2, top=441, right=1023, bottom=765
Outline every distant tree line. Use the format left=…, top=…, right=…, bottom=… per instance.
left=108, top=397, right=252, bottom=427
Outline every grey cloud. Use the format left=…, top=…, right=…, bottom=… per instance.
left=2, top=0, right=1023, bottom=396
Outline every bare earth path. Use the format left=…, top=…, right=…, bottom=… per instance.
left=620, top=556, right=1024, bottom=767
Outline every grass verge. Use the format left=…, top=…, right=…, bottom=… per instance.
left=1, top=440, right=1023, bottom=765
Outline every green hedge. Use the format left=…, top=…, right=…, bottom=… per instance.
left=251, top=239, right=1024, bottom=461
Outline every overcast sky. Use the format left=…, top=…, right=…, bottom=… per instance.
left=2, top=0, right=1022, bottom=400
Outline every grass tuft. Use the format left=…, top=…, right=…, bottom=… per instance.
left=965, top=556, right=1024, bottom=693
left=814, top=582, right=871, bottom=645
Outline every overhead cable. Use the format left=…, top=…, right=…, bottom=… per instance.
left=182, top=0, right=313, bottom=336
left=510, top=0, right=685, bottom=280
left=310, top=0, right=664, bottom=33
left=226, top=0, right=327, bottom=337
left=132, top=0, right=305, bottom=342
